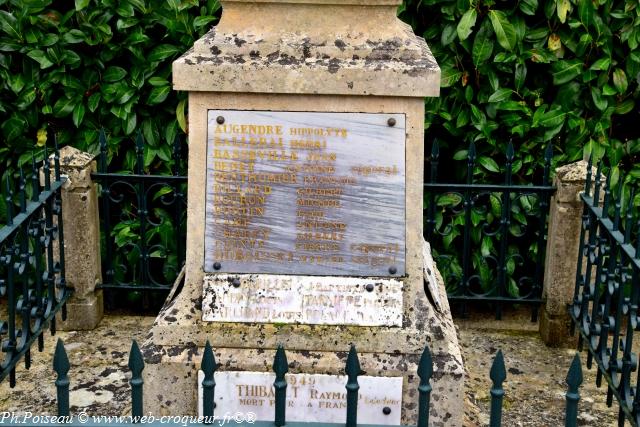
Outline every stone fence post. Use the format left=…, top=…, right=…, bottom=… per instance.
left=539, top=160, right=590, bottom=347
left=53, top=146, right=103, bottom=330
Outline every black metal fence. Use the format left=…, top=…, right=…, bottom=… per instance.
left=570, top=160, right=640, bottom=426
left=92, top=130, right=187, bottom=293
left=48, top=339, right=584, bottom=427
left=424, top=141, right=556, bottom=320
left=92, top=134, right=558, bottom=320
left=0, top=144, right=70, bottom=387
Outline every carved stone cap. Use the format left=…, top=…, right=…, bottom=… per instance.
left=173, top=0, right=439, bottom=97
left=57, top=145, right=96, bottom=170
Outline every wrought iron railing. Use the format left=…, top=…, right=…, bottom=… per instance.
left=92, top=130, right=187, bottom=292
left=424, top=141, right=556, bottom=320
left=47, top=339, right=584, bottom=427
left=570, top=160, right=640, bottom=426
left=0, top=144, right=70, bottom=386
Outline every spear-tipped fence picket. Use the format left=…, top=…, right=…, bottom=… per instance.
left=570, top=160, right=640, bottom=427
left=0, top=141, right=71, bottom=387
left=51, top=338, right=584, bottom=426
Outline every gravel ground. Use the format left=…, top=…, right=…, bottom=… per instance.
left=459, top=313, right=618, bottom=427
left=0, top=316, right=153, bottom=417
left=0, top=312, right=622, bottom=426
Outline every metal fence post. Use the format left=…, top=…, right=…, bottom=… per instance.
left=52, top=145, right=103, bottom=330
left=345, top=345, right=361, bottom=427
left=201, top=340, right=217, bottom=420
left=540, top=160, right=592, bottom=346
left=53, top=339, right=70, bottom=416
left=273, top=345, right=288, bottom=427
left=489, top=350, right=506, bottom=427
left=565, top=353, right=583, bottom=427
left=417, top=345, right=433, bottom=427
left=129, top=340, right=145, bottom=420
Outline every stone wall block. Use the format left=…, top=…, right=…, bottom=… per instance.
left=539, top=160, right=593, bottom=347
left=53, top=146, right=103, bottom=330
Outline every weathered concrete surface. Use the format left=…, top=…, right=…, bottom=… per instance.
left=173, top=0, right=440, bottom=96
left=145, top=232, right=464, bottom=425
left=51, top=146, right=103, bottom=330
left=539, top=160, right=592, bottom=347
left=149, top=91, right=462, bottom=424
left=0, top=312, right=622, bottom=426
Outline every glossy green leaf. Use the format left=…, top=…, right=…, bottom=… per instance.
left=551, top=60, right=583, bottom=85
left=612, top=69, right=628, bottom=93
left=1, top=116, right=25, bottom=140
left=62, top=29, right=85, bottom=44
left=176, top=99, right=187, bottom=133
left=591, top=87, right=608, bottom=111
left=514, top=63, right=527, bottom=91
left=489, top=10, right=516, bottom=51
left=103, top=66, right=127, bottom=83
left=453, top=150, right=468, bottom=160
left=441, top=65, right=462, bottom=87
left=472, top=20, right=494, bottom=66
left=72, top=103, right=85, bottom=127
left=0, top=10, right=20, bottom=39
left=26, top=49, right=53, bottom=68
left=147, top=86, right=171, bottom=105
left=457, top=9, right=477, bottom=42
left=116, top=2, right=135, bottom=17
left=614, top=99, right=634, bottom=115
left=41, top=34, right=59, bottom=47
left=590, top=58, right=610, bottom=71
left=148, top=77, right=170, bottom=86
left=533, top=108, right=566, bottom=128
left=478, top=156, right=500, bottom=173
left=148, top=44, right=181, bottom=62
left=88, top=93, right=101, bottom=112
left=125, top=113, right=137, bottom=135
left=75, top=0, right=90, bottom=11
left=437, top=193, right=463, bottom=207
left=578, top=0, right=594, bottom=28
left=63, top=50, right=81, bottom=67
left=519, top=0, right=538, bottom=15
left=193, top=16, right=217, bottom=30
left=52, top=97, right=77, bottom=117
left=488, top=88, right=512, bottom=103
left=441, top=24, right=457, bottom=46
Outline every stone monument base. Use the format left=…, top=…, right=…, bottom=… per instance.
left=142, top=242, right=464, bottom=425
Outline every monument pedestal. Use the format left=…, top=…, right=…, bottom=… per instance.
left=143, top=1, right=464, bottom=424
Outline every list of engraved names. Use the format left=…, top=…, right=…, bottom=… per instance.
left=204, top=111, right=406, bottom=276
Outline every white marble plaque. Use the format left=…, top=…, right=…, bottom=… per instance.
left=205, top=110, right=406, bottom=277
left=202, top=274, right=403, bottom=326
left=198, top=371, right=403, bottom=425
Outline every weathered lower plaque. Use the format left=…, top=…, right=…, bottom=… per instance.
left=205, top=110, right=406, bottom=276
left=203, top=274, right=403, bottom=326
left=198, top=371, right=403, bottom=425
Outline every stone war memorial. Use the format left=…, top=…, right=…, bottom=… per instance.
left=142, top=0, right=464, bottom=425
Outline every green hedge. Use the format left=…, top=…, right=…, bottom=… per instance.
left=0, top=0, right=221, bottom=183
left=399, top=0, right=639, bottom=181
left=398, top=0, right=640, bottom=298
left=2, top=0, right=637, bottom=183
left=0, top=0, right=638, bottom=299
